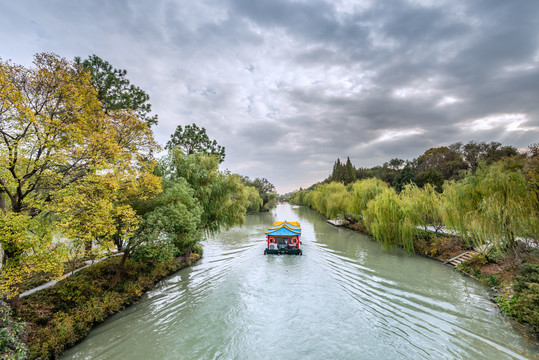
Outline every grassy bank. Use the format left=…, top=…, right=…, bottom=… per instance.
left=13, top=253, right=200, bottom=359
left=342, top=220, right=539, bottom=339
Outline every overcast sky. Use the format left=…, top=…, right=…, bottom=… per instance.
left=1, top=0, right=538, bottom=193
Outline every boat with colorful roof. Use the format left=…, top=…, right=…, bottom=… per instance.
left=264, top=221, right=302, bottom=255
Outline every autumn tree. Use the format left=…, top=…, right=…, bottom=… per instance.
left=74, top=54, right=158, bottom=126
left=165, top=123, right=225, bottom=163
left=0, top=53, right=161, bottom=300
left=0, top=53, right=107, bottom=301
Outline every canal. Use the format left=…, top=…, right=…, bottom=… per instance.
left=61, top=204, right=538, bottom=359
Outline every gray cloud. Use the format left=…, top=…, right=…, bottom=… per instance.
left=1, top=0, right=538, bottom=193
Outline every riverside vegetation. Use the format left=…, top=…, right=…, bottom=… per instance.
left=290, top=143, right=539, bottom=337
left=0, top=53, right=277, bottom=359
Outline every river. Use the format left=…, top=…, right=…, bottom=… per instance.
left=61, top=204, right=537, bottom=359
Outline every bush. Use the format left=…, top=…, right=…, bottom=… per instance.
left=496, top=290, right=516, bottom=316
left=190, top=244, right=204, bottom=256
left=512, top=263, right=539, bottom=332
left=131, top=241, right=178, bottom=263
left=0, top=301, right=29, bottom=359
left=19, top=254, right=200, bottom=359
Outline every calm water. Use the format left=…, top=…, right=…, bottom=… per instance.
left=61, top=204, right=538, bottom=359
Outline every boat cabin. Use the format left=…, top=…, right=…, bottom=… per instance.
left=264, top=221, right=302, bottom=255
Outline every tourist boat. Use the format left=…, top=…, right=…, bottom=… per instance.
left=264, top=221, right=302, bottom=255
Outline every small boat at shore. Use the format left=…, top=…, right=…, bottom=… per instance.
left=264, top=221, right=302, bottom=255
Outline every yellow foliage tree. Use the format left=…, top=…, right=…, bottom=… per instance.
left=0, top=53, right=161, bottom=301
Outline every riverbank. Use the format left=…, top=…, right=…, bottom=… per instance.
left=13, top=252, right=201, bottom=359
left=341, top=219, right=539, bottom=340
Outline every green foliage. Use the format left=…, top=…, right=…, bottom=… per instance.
left=442, top=163, right=537, bottom=251
left=244, top=185, right=263, bottom=213
left=152, top=149, right=249, bottom=235
left=135, top=178, right=202, bottom=253
left=331, top=157, right=356, bottom=184
left=165, top=123, right=225, bottom=163
left=363, top=187, right=416, bottom=253
left=18, top=255, right=197, bottom=359
left=74, top=54, right=158, bottom=126
left=415, top=169, right=444, bottom=192
left=392, top=165, right=416, bottom=193
left=0, top=213, right=64, bottom=299
left=512, top=264, right=539, bottom=331
left=349, top=178, right=389, bottom=220
left=496, top=290, right=516, bottom=316
left=190, top=244, right=204, bottom=256
left=131, top=241, right=179, bottom=263
left=416, top=146, right=468, bottom=180
left=400, top=183, right=443, bottom=232
left=242, top=177, right=277, bottom=211
left=458, top=141, right=518, bottom=172
left=319, top=182, right=350, bottom=219
left=0, top=301, right=28, bottom=359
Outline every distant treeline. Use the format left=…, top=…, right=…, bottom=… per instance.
left=290, top=141, right=538, bottom=253
left=328, top=141, right=521, bottom=192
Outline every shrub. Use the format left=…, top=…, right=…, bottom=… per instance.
left=131, top=241, right=178, bottom=263
left=512, top=263, right=539, bottom=332
left=496, top=290, right=516, bottom=316
left=190, top=244, right=204, bottom=256
left=20, top=254, right=201, bottom=358
left=0, top=301, right=28, bottom=359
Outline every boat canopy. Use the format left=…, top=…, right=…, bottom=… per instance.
left=265, top=221, right=301, bottom=237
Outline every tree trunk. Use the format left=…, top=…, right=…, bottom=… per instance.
left=7, top=291, right=20, bottom=309
left=85, top=240, right=93, bottom=259
left=112, top=252, right=129, bottom=287
left=0, top=191, right=6, bottom=215
left=2, top=249, right=21, bottom=309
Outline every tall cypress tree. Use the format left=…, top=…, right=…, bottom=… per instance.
left=345, top=157, right=356, bottom=184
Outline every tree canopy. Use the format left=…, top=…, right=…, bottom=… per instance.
left=74, top=54, right=158, bottom=126
left=165, top=123, right=225, bottom=163
left=0, top=53, right=161, bottom=300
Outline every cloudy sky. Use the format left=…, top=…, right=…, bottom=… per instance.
left=1, top=0, right=538, bottom=193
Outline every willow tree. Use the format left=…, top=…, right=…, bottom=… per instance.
left=308, top=182, right=347, bottom=217
left=363, top=187, right=416, bottom=253
left=310, top=185, right=327, bottom=216
left=245, top=185, right=263, bottom=213
left=400, top=183, right=443, bottom=232
left=348, top=178, right=389, bottom=220
left=163, top=148, right=249, bottom=232
left=302, top=189, right=314, bottom=208
left=442, top=163, right=536, bottom=252
left=324, top=182, right=351, bottom=219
